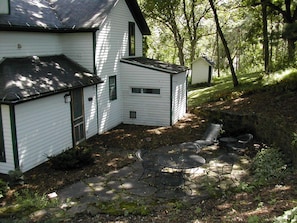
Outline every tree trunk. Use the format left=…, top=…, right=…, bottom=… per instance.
left=288, top=39, right=296, bottom=64
left=261, top=0, right=270, bottom=74
left=209, top=0, right=238, bottom=87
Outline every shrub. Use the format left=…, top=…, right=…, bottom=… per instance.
left=8, top=168, right=24, bottom=186
left=48, top=146, right=94, bottom=170
left=251, top=147, right=289, bottom=186
left=0, top=179, right=8, bottom=199
left=0, top=189, right=59, bottom=218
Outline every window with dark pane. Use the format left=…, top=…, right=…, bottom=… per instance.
left=109, top=76, right=117, bottom=100
left=132, top=88, right=141, bottom=93
left=130, top=111, right=136, bottom=119
left=129, top=22, right=135, bottom=56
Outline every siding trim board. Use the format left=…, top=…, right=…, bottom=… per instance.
left=170, top=75, right=173, bottom=126
left=0, top=106, right=5, bottom=162
left=9, top=105, right=19, bottom=169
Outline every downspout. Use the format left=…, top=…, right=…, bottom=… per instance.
left=93, top=31, right=100, bottom=134
left=170, top=75, right=173, bottom=126
left=10, top=104, right=19, bottom=169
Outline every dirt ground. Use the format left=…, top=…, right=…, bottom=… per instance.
left=2, top=89, right=297, bottom=222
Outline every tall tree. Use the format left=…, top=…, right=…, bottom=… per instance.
left=265, top=0, right=297, bottom=62
left=209, top=0, right=239, bottom=87
left=141, top=0, right=211, bottom=66
left=182, top=0, right=211, bottom=64
left=261, top=0, right=270, bottom=73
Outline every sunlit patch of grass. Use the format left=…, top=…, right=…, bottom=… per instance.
left=0, top=189, right=59, bottom=219
left=188, top=68, right=297, bottom=108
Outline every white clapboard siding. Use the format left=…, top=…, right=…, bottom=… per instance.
left=15, top=93, right=73, bottom=172
left=95, top=0, right=143, bottom=133
left=60, top=33, right=94, bottom=71
left=84, top=86, right=98, bottom=139
left=0, top=31, right=62, bottom=60
left=121, top=62, right=171, bottom=126
left=0, top=105, right=15, bottom=174
left=191, top=58, right=211, bottom=84
left=172, top=72, right=187, bottom=124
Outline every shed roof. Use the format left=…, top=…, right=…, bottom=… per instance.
left=120, top=57, right=189, bottom=74
left=0, top=0, right=150, bottom=34
left=0, top=54, right=103, bottom=104
left=198, top=56, right=215, bottom=66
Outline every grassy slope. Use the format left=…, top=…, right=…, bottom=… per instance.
left=188, top=69, right=297, bottom=108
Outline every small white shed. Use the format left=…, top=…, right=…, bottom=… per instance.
left=191, top=56, right=215, bottom=85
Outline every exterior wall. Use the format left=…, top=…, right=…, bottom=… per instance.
left=84, top=85, right=98, bottom=139
left=95, top=0, right=143, bottom=133
left=121, top=63, right=171, bottom=126
left=60, top=33, right=94, bottom=71
left=0, top=31, right=62, bottom=60
left=15, top=93, right=73, bottom=172
left=191, top=59, right=211, bottom=84
left=0, top=105, right=15, bottom=174
left=172, top=72, right=187, bottom=124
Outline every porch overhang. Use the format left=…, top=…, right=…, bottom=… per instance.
left=0, top=54, right=103, bottom=104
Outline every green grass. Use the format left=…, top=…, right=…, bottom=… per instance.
left=188, top=68, right=297, bottom=108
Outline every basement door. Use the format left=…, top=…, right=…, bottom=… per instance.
left=71, top=88, right=85, bottom=145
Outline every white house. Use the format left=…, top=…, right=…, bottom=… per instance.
left=191, top=56, right=214, bottom=85
left=0, top=0, right=188, bottom=174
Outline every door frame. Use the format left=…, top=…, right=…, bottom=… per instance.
left=70, top=88, right=85, bottom=145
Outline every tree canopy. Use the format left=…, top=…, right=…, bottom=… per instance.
left=139, top=0, right=297, bottom=82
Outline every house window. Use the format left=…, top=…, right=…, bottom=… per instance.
left=132, top=88, right=141, bottom=93
left=129, top=22, right=135, bottom=56
left=109, top=76, right=117, bottom=100
left=131, top=87, right=160, bottom=95
left=143, top=88, right=160, bottom=94
left=130, top=111, right=137, bottom=119
left=0, top=107, right=5, bottom=162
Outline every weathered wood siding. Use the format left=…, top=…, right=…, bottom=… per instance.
left=0, top=105, right=15, bottom=174
left=14, top=94, right=72, bottom=172
left=84, top=86, right=98, bottom=139
left=121, top=63, right=171, bottom=126
left=172, top=72, right=187, bottom=124
left=95, top=0, right=143, bottom=133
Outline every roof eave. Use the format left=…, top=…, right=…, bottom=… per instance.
left=0, top=25, right=98, bottom=33
left=125, top=0, right=151, bottom=35
left=0, top=80, right=103, bottom=105
left=120, top=58, right=187, bottom=74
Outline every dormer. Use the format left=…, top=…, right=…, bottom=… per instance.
left=0, top=0, right=10, bottom=15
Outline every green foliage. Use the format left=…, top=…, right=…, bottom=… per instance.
left=188, top=68, right=297, bottom=108
left=0, top=179, right=8, bottom=199
left=248, top=215, right=262, bottom=223
left=48, top=146, right=94, bottom=170
left=283, top=23, right=297, bottom=41
left=274, top=206, right=297, bottom=223
left=251, top=147, right=289, bottom=186
left=8, top=168, right=24, bottom=186
left=96, top=200, right=150, bottom=216
left=0, top=189, right=58, bottom=218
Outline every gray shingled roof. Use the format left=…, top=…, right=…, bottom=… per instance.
left=120, top=57, right=189, bottom=74
left=0, top=55, right=103, bottom=103
left=0, top=0, right=150, bottom=34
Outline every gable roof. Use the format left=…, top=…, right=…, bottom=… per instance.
left=0, top=0, right=150, bottom=34
left=121, top=57, right=189, bottom=74
left=0, top=54, right=103, bottom=104
left=195, top=56, right=215, bottom=66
